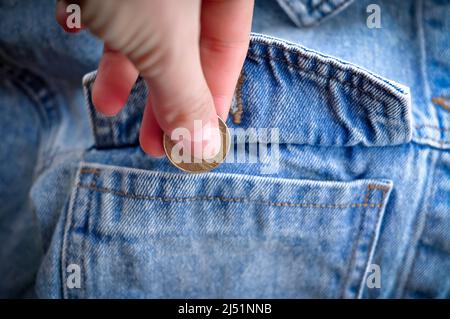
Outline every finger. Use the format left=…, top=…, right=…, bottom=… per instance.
left=136, top=1, right=221, bottom=159
left=72, top=0, right=222, bottom=159
left=200, top=0, right=254, bottom=120
left=139, top=98, right=165, bottom=157
left=92, top=45, right=139, bottom=116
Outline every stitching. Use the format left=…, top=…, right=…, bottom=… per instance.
left=90, top=168, right=99, bottom=188
left=79, top=167, right=100, bottom=188
left=356, top=186, right=388, bottom=298
left=368, top=184, right=390, bottom=192
left=415, top=125, right=450, bottom=132
left=414, top=136, right=447, bottom=146
left=61, top=170, right=82, bottom=299
left=247, top=53, right=403, bottom=107
left=363, top=189, right=371, bottom=206
left=231, top=71, right=245, bottom=124
left=76, top=183, right=386, bottom=208
left=341, top=185, right=389, bottom=298
left=81, top=179, right=94, bottom=299
left=432, top=97, right=450, bottom=111
left=79, top=168, right=100, bottom=175
left=340, top=185, right=371, bottom=298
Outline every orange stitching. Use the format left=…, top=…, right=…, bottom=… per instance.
left=363, top=188, right=371, bottom=206
left=379, top=187, right=388, bottom=205
left=79, top=168, right=100, bottom=175
left=90, top=170, right=99, bottom=188
left=354, top=182, right=389, bottom=297
left=368, top=184, right=390, bottom=192
left=369, top=184, right=389, bottom=207
left=432, top=97, right=450, bottom=111
left=79, top=167, right=100, bottom=188
left=364, top=184, right=390, bottom=208
left=231, top=72, right=245, bottom=124
left=76, top=183, right=385, bottom=208
left=341, top=183, right=390, bottom=297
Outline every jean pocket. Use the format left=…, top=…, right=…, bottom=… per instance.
left=55, top=162, right=393, bottom=298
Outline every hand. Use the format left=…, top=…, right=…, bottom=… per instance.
left=56, top=0, right=254, bottom=158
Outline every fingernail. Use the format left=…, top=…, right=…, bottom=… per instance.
left=178, top=119, right=221, bottom=161
left=201, top=119, right=221, bottom=160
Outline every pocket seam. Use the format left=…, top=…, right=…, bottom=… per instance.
left=340, top=186, right=389, bottom=298
left=61, top=166, right=98, bottom=299
left=61, top=167, right=82, bottom=299
left=76, top=182, right=388, bottom=209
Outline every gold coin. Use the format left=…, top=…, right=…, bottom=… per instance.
left=163, top=117, right=231, bottom=173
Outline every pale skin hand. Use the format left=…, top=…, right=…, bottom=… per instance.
left=56, top=0, right=254, bottom=158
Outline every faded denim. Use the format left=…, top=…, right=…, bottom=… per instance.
left=0, top=0, right=449, bottom=298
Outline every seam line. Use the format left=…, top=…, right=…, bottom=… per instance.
left=357, top=187, right=388, bottom=298
left=76, top=183, right=385, bottom=208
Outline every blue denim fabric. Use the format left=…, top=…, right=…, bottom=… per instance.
left=0, top=0, right=449, bottom=298
left=276, top=0, right=355, bottom=27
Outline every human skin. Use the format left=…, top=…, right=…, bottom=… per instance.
left=55, top=0, right=254, bottom=159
